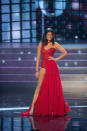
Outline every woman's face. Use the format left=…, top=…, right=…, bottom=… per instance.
left=46, top=32, right=53, bottom=41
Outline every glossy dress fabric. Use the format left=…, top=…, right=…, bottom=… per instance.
left=19, top=44, right=71, bottom=116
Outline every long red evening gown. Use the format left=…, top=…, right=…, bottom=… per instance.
left=19, top=44, right=71, bottom=116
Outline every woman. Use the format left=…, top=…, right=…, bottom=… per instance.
left=19, top=28, right=71, bottom=116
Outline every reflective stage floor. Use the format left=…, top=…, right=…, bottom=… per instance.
left=0, top=84, right=87, bottom=131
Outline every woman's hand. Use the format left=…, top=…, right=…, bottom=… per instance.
left=35, top=71, right=39, bottom=78
left=48, top=56, right=57, bottom=61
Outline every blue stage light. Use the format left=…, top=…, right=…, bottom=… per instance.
left=64, top=62, right=68, bottom=67
left=18, top=57, right=22, bottom=61
left=20, top=51, right=24, bottom=55
left=74, top=35, right=78, bottom=39
left=27, top=51, right=31, bottom=54
left=2, top=60, right=6, bottom=64
left=77, top=50, right=82, bottom=54
left=74, top=61, right=78, bottom=65
left=34, top=56, right=37, bottom=61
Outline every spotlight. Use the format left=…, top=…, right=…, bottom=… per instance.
left=18, top=57, right=22, bottom=61
left=34, top=56, right=37, bottom=61
left=2, top=60, right=6, bottom=64
left=71, top=2, right=80, bottom=10
left=74, top=35, right=78, bottom=39
left=27, top=51, right=31, bottom=55
left=77, top=50, right=82, bottom=54
left=64, top=62, right=68, bottom=67
left=20, top=51, right=24, bottom=55
left=74, top=61, right=78, bottom=65
left=32, top=21, right=36, bottom=25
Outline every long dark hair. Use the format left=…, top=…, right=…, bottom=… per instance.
left=41, top=28, right=55, bottom=46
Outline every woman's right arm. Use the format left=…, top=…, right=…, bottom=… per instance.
left=35, top=42, right=42, bottom=72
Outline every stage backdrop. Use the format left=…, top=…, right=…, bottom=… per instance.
left=0, top=0, right=87, bottom=44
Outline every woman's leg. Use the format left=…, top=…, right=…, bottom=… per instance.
left=31, top=68, right=46, bottom=106
left=29, top=68, right=46, bottom=114
left=19, top=68, right=46, bottom=116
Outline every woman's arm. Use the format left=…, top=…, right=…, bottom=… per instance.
left=35, top=42, right=42, bottom=71
left=55, top=42, right=67, bottom=61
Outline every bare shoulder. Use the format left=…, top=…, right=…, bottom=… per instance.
left=54, top=42, right=67, bottom=53
left=54, top=42, right=62, bottom=47
left=54, top=42, right=64, bottom=49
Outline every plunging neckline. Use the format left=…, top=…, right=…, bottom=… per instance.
left=43, top=47, right=56, bottom=51
left=41, top=42, right=56, bottom=51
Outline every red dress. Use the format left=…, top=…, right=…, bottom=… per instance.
left=19, top=44, right=71, bottom=116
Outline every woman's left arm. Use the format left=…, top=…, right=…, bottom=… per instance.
left=48, top=42, right=67, bottom=61
left=55, top=42, right=68, bottom=61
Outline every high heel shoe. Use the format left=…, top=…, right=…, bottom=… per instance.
left=19, top=104, right=34, bottom=116
left=19, top=110, right=29, bottom=116
left=29, top=105, right=34, bottom=115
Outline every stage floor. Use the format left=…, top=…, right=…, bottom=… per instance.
left=0, top=105, right=87, bottom=130
left=0, top=89, right=87, bottom=131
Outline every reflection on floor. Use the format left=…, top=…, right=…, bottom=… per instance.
left=0, top=43, right=87, bottom=130
left=0, top=108, right=87, bottom=131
